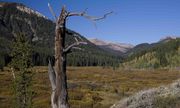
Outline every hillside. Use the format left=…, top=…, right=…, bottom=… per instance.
left=89, top=38, right=133, bottom=56
left=123, top=37, right=180, bottom=68
left=0, top=2, right=122, bottom=68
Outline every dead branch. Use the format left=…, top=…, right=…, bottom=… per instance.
left=67, top=9, right=112, bottom=28
left=63, top=37, right=87, bottom=53
left=72, top=47, right=83, bottom=51
left=67, top=10, right=113, bottom=21
left=48, top=3, right=58, bottom=22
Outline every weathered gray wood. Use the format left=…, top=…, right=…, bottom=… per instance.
left=48, top=3, right=112, bottom=108
left=48, top=60, right=57, bottom=108
left=53, top=6, right=69, bottom=108
left=48, top=60, right=56, bottom=91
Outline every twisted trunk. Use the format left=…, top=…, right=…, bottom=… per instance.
left=48, top=6, right=69, bottom=108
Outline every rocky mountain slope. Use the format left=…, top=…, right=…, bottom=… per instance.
left=89, top=38, right=133, bottom=55
left=0, top=1, right=121, bottom=67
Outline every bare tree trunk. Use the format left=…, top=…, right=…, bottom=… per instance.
left=47, top=3, right=112, bottom=108
left=48, top=6, right=69, bottom=108
left=53, top=6, right=69, bottom=108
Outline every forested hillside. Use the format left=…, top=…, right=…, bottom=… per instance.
left=123, top=38, right=180, bottom=68
left=0, top=2, right=122, bottom=69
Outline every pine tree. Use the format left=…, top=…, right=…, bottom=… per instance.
left=9, top=33, right=34, bottom=108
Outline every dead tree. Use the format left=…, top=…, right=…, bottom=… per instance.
left=48, top=3, right=112, bottom=108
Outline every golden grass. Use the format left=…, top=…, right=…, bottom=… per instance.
left=0, top=67, right=179, bottom=108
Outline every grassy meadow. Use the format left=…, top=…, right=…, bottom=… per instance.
left=0, top=67, right=179, bottom=108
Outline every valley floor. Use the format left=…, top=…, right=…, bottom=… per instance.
left=0, top=67, right=179, bottom=108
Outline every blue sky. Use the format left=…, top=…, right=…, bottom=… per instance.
left=3, top=0, right=180, bottom=45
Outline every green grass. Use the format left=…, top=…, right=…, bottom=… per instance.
left=0, top=67, right=179, bottom=108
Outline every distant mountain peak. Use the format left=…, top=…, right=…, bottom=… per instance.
left=159, top=36, right=178, bottom=43
left=89, top=38, right=108, bottom=45
left=89, top=38, right=134, bottom=54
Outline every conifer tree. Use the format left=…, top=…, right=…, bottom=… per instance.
left=9, top=33, right=34, bottom=108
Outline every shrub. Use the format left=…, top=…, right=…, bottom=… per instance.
left=154, top=95, right=180, bottom=108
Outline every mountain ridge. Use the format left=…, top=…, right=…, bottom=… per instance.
left=123, top=37, right=180, bottom=68
left=0, top=1, right=179, bottom=69
left=0, top=1, right=48, bottom=19
left=0, top=1, right=122, bottom=67
left=89, top=38, right=134, bottom=55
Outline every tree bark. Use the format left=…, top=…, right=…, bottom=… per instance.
left=53, top=6, right=69, bottom=108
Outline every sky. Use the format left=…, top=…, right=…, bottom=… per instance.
left=3, top=0, right=180, bottom=45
